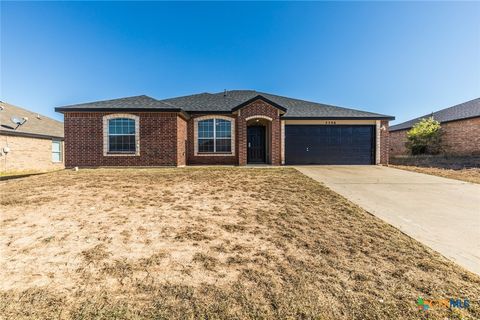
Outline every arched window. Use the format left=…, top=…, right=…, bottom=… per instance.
left=103, top=114, right=139, bottom=155
left=196, top=117, right=233, bottom=154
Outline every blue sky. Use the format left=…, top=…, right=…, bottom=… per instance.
left=1, top=1, right=479, bottom=123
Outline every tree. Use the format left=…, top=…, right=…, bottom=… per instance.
left=405, top=117, right=442, bottom=155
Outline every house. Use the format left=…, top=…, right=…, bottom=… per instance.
left=0, top=101, right=64, bottom=173
left=55, top=90, right=394, bottom=167
left=390, top=98, right=480, bottom=156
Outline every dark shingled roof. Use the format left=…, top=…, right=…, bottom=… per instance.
left=56, top=90, right=394, bottom=120
left=55, top=95, right=178, bottom=111
left=390, top=97, right=480, bottom=132
left=162, top=93, right=242, bottom=112
left=1, top=102, right=64, bottom=139
left=209, top=90, right=392, bottom=119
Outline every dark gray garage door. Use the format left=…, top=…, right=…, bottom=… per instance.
left=285, top=125, right=375, bottom=165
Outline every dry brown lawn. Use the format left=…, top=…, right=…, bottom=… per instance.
left=1, top=167, right=479, bottom=319
left=392, top=165, right=480, bottom=184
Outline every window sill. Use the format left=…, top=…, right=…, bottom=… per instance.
left=195, top=152, right=234, bottom=157
left=106, top=152, right=139, bottom=157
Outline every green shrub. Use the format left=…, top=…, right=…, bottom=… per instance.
left=406, top=117, right=442, bottom=155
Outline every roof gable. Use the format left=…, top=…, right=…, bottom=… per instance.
left=231, top=95, right=287, bottom=112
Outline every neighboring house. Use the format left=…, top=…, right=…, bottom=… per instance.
left=390, top=98, right=480, bottom=156
left=55, top=90, right=394, bottom=167
left=0, top=101, right=64, bottom=173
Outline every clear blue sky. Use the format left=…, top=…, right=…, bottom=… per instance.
left=1, top=1, right=479, bottom=123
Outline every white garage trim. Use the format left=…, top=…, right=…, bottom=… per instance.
left=376, top=120, right=381, bottom=165
left=284, top=119, right=377, bottom=125
left=284, top=120, right=378, bottom=165
left=281, top=120, right=285, bottom=165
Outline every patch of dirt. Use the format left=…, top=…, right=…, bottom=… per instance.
left=1, top=167, right=479, bottom=319
left=391, top=165, right=480, bottom=184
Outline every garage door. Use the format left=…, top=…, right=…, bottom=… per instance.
left=285, top=125, right=375, bottom=165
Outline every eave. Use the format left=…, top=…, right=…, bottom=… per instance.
left=0, top=130, right=64, bottom=140
left=281, top=116, right=395, bottom=121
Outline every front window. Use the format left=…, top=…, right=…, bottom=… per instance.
left=198, top=118, right=232, bottom=153
left=108, top=118, right=136, bottom=153
left=52, top=140, right=62, bottom=162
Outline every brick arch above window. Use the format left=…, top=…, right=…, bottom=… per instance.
left=245, top=115, right=273, bottom=122
left=194, top=115, right=236, bottom=156
left=103, top=114, right=140, bottom=156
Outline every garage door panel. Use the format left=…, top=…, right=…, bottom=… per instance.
left=285, top=125, right=374, bottom=165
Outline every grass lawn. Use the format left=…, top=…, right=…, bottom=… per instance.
left=391, top=165, right=480, bottom=184
left=1, top=168, right=479, bottom=319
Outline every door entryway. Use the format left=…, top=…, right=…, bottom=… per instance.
left=247, top=125, right=266, bottom=163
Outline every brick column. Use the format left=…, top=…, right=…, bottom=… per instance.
left=380, top=120, right=390, bottom=165
left=236, top=99, right=282, bottom=166
left=238, top=115, right=247, bottom=166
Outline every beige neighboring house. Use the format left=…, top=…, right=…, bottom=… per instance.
left=0, top=101, right=64, bottom=173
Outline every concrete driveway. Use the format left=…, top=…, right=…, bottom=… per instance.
left=295, top=165, right=480, bottom=275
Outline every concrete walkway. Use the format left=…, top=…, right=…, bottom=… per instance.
left=295, top=165, right=480, bottom=275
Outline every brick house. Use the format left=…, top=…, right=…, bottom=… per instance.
left=0, top=102, right=64, bottom=173
left=55, top=90, right=394, bottom=167
left=390, top=98, right=480, bottom=156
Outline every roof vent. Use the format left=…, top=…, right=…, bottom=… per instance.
left=36, top=114, right=41, bottom=119
left=223, top=89, right=227, bottom=97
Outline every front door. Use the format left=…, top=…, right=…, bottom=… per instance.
left=247, top=126, right=266, bottom=163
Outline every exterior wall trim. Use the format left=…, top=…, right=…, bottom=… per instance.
left=0, top=130, right=64, bottom=140
left=283, top=119, right=382, bottom=165
left=193, top=115, right=236, bottom=156
left=375, top=120, right=381, bottom=164
left=284, top=119, right=377, bottom=125
left=281, top=120, right=285, bottom=164
left=102, top=113, right=140, bottom=157
left=245, top=115, right=273, bottom=122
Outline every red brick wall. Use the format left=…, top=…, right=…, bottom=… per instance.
left=64, top=112, right=181, bottom=167
left=238, top=99, right=281, bottom=166
left=177, top=117, right=187, bottom=166
left=380, top=120, right=390, bottom=165
left=441, top=117, right=480, bottom=155
left=389, top=117, right=480, bottom=156
left=389, top=129, right=408, bottom=156
left=186, top=114, right=238, bottom=165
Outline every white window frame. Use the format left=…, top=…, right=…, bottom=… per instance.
left=51, top=139, right=63, bottom=163
left=103, top=114, right=140, bottom=156
left=194, top=115, right=235, bottom=156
